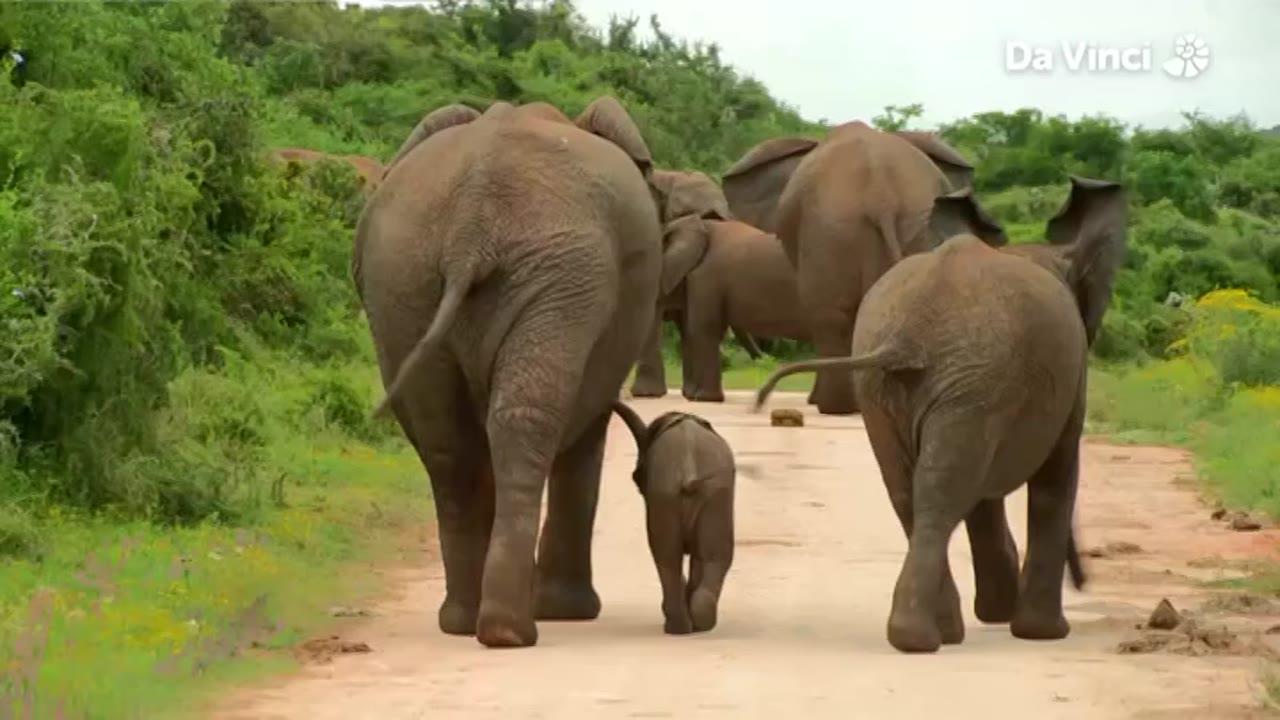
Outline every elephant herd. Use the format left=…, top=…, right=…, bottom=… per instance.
left=348, top=95, right=1129, bottom=654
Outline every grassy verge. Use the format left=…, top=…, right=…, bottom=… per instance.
left=0, top=353, right=429, bottom=719
left=1087, top=358, right=1280, bottom=518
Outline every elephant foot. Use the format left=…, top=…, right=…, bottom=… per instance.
left=684, top=388, right=725, bottom=403
left=937, top=585, right=965, bottom=645
left=630, top=378, right=668, bottom=398
left=887, top=611, right=942, bottom=653
left=664, top=612, right=694, bottom=635
left=974, top=587, right=1019, bottom=624
left=476, top=606, right=538, bottom=648
left=438, top=596, right=479, bottom=636
left=689, top=588, right=718, bottom=633
left=1011, top=609, right=1070, bottom=641
left=534, top=579, right=601, bottom=621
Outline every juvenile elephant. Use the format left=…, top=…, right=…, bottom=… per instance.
left=357, top=97, right=682, bottom=648
left=756, top=176, right=1125, bottom=653
left=649, top=216, right=808, bottom=402
left=723, top=125, right=975, bottom=415
left=630, top=169, right=765, bottom=399
left=612, top=401, right=735, bottom=634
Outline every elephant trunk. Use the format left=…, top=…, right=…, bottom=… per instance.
left=731, top=326, right=763, bottom=360
left=1066, top=528, right=1086, bottom=590
left=372, top=268, right=476, bottom=418
left=753, top=344, right=922, bottom=412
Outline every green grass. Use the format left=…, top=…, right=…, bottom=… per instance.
left=0, top=357, right=429, bottom=719
left=1088, top=358, right=1280, bottom=519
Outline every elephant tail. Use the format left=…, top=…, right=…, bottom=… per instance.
left=752, top=344, right=922, bottom=412
left=372, top=268, right=475, bottom=419
left=879, top=213, right=904, bottom=265
left=610, top=400, right=649, bottom=452
left=731, top=326, right=763, bottom=360
left=1067, top=525, right=1087, bottom=590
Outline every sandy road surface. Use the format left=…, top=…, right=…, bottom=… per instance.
left=215, top=392, right=1279, bottom=720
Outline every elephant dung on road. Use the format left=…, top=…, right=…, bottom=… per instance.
left=723, top=124, right=976, bottom=415
left=756, top=176, right=1127, bottom=653
left=356, top=97, right=691, bottom=649
left=612, top=401, right=735, bottom=635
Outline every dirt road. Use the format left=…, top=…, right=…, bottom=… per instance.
left=215, top=392, right=1279, bottom=720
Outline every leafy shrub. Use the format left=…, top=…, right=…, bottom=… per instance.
left=305, top=364, right=386, bottom=443
left=1184, top=290, right=1280, bottom=387
left=1128, top=150, right=1216, bottom=222
left=0, top=503, right=42, bottom=560
left=1219, top=142, right=1280, bottom=218
left=979, top=185, right=1067, bottom=225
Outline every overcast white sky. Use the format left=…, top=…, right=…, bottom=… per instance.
left=360, top=0, right=1278, bottom=129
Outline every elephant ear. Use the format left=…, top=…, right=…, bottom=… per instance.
left=1044, top=176, right=1129, bottom=346
left=659, top=215, right=710, bottom=297
left=894, top=131, right=975, bottom=190
left=721, top=137, right=819, bottom=233
left=385, top=104, right=481, bottom=174
left=927, top=188, right=1008, bottom=249
left=722, top=137, right=819, bottom=180
left=575, top=96, right=653, bottom=176
left=654, top=170, right=732, bottom=224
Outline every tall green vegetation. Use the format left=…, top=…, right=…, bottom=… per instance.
left=924, top=109, right=1280, bottom=363
left=0, top=0, right=821, bottom=528
left=2, top=0, right=1278, bottom=527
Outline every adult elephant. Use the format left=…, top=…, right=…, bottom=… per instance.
left=722, top=124, right=975, bottom=414
left=356, top=97, right=681, bottom=648
left=268, top=147, right=385, bottom=194
left=756, top=176, right=1126, bottom=652
left=629, top=169, right=765, bottom=399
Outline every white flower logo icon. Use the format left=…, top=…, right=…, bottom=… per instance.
left=1162, top=33, right=1209, bottom=79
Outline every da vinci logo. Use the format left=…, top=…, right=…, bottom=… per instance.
left=1005, top=33, right=1210, bottom=80
left=1162, top=34, right=1210, bottom=79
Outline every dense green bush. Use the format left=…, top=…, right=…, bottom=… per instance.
left=1184, top=290, right=1280, bottom=387
left=1, top=0, right=1277, bottom=523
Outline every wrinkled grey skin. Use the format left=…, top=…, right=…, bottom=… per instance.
left=756, top=176, right=1125, bottom=653
left=723, top=125, right=975, bottom=415
left=630, top=169, right=763, bottom=399
left=612, top=402, right=735, bottom=634
left=356, top=97, right=687, bottom=649
left=649, top=217, right=807, bottom=402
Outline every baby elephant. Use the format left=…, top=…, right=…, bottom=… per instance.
left=612, top=401, right=735, bottom=634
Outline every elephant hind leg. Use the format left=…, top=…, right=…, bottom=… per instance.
left=810, top=318, right=858, bottom=415
left=389, top=356, right=494, bottom=638
left=887, top=415, right=996, bottom=653
left=689, top=488, right=734, bottom=633
left=966, top=498, right=1020, bottom=624
left=629, top=315, right=668, bottom=398
left=646, top=495, right=692, bottom=634
left=477, top=329, right=596, bottom=649
left=1011, top=406, right=1084, bottom=642
left=535, top=411, right=608, bottom=621
left=863, top=412, right=962, bottom=648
